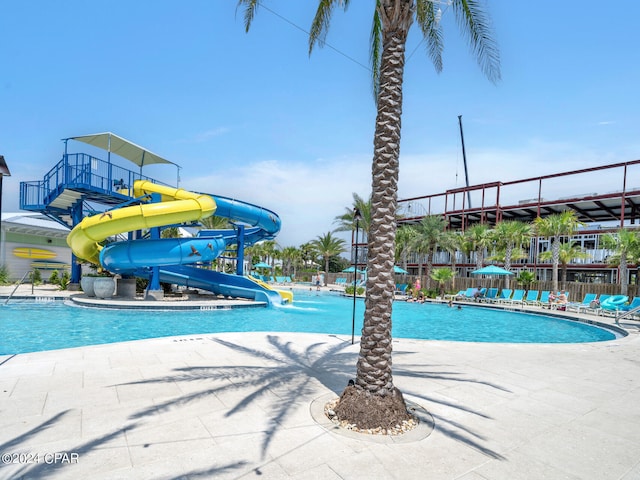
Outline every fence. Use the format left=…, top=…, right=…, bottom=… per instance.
left=325, top=271, right=638, bottom=299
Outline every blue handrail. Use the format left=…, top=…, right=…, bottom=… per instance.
left=20, top=153, right=165, bottom=211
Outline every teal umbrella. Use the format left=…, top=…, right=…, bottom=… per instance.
left=471, top=265, right=513, bottom=276
left=253, top=262, right=272, bottom=269
left=394, top=265, right=408, bottom=274
left=342, top=266, right=365, bottom=273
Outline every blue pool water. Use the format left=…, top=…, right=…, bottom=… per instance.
left=0, top=291, right=616, bottom=354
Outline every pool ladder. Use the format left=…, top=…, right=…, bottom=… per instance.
left=615, top=306, right=640, bottom=326
left=3, top=271, right=31, bottom=305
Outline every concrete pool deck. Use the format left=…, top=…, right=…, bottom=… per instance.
left=1, top=287, right=640, bottom=478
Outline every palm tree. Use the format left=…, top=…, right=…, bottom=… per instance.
left=534, top=211, right=584, bottom=292
left=539, top=241, right=589, bottom=289
left=281, top=246, right=301, bottom=278
left=334, top=193, right=371, bottom=241
left=430, top=267, right=455, bottom=298
left=601, top=228, right=640, bottom=295
left=160, top=226, right=181, bottom=239
left=239, top=0, right=499, bottom=430
left=490, top=220, right=531, bottom=288
left=298, top=242, right=318, bottom=271
left=395, top=224, right=416, bottom=275
left=463, top=224, right=491, bottom=270
left=439, top=230, right=463, bottom=290
left=310, top=232, right=346, bottom=283
left=515, top=270, right=536, bottom=296
left=410, top=215, right=447, bottom=290
left=199, top=215, right=232, bottom=230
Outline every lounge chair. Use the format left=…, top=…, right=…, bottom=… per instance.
left=463, top=287, right=486, bottom=301
left=620, top=296, right=640, bottom=311
left=581, top=294, right=611, bottom=315
left=523, top=290, right=539, bottom=305
left=535, top=291, right=550, bottom=307
left=493, top=289, right=513, bottom=303
left=484, top=288, right=499, bottom=301
left=566, top=293, right=597, bottom=313
left=457, top=288, right=476, bottom=300
left=619, top=297, right=640, bottom=320
left=445, top=290, right=465, bottom=299
left=501, top=289, right=525, bottom=305
left=599, top=295, right=629, bottom=316
left=395, top=283, right=408, bottom=295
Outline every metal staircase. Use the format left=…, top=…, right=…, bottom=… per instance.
left=20, top=153, right=162, bottom=228
left=20, top=151, right=166, bottom=284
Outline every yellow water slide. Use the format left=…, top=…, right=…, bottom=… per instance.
left=67, top=180, right=216, bottom=265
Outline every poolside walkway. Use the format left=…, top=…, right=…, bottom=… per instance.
left=1, top=290, right=640, bottom=478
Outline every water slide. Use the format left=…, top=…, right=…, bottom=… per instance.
left=67, top=180, right=292, bottom=304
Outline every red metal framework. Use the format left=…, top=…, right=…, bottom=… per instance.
left=399, top=159, right=640, bottom=231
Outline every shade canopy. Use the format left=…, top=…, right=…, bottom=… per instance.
left=342, top=266, right=365, bottom=273
left=68, top=132, right=177, bottom=168
left=394, top=265, right=408, bottom=274
left=471, top=265, right=514, bottom=276
left=0, top=155, right=10, bottom=176
left=253, top=262, right=272, bottom=269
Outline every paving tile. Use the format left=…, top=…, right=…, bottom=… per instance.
left=1, top=329, right=640, bottom=479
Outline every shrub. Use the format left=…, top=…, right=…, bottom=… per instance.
left=58, top=271, right=70, bottom=290
left=30, top=268, right=42, bottom=285
left=344, top=285, right=365, bottom=296
left=0, top=264, right=9, bottom=285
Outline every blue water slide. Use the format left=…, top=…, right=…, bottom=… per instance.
left=99, top=193, right=287, bottom=304
left=156, top=266, right=283, bottom=305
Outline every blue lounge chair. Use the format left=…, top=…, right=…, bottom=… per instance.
left=493, top=289, right=512, bottom=303
left=535, top=291, right=550, bottom=306
left=523, top=290, right=539, bottom=305
left=619, top=297, right=640, bottom=319
left=456, top=288, right=475, bottom=300
left=599, top=295, right=629, bottom=316
left=581, top=294, right=611, bottom=315
left=620, top=296, right=640, bottom=311
left=463, top=287, right=486, bottom=301
left=502, top=289, right=525, bottom=305
left=566, top=293, right=597, bottom=312
left=484, top=288, right=498, bottom=301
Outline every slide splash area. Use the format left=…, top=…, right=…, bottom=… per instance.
left=67, top=180, right=292, bottom=304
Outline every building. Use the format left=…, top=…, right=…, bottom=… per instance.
left=0, top=212, right=71, bottom=282
left=397, top=159, right=640, bottom=284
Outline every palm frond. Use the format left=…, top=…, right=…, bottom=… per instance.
left=309, top=0, right=349, bottom=55
left=451, top=0, right=501, bottom=84
left=236, top=0, right=261, bottom=33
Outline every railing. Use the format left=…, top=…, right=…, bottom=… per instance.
left=615, top=305, right=640, bottom=325
left=3, top=271, right=31, bottom=305
left=20, top=153, right=166, bottom=210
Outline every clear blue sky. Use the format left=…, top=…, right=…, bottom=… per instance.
left=1, top=1, right=638, bottom=247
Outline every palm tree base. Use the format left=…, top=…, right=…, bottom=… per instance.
left=333, top=384, right=412, bottom=431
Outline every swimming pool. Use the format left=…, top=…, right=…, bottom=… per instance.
left=0, top=291, right=617, bottom=354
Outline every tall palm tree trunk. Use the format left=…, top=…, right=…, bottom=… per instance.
left=552, top=238, right=560, bottom=292
left=334, top=2, right=411, bottom=429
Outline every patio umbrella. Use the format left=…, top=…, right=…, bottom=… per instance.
left=253, top=262, right=272, bottom=269
left=393, top=265, right=408, bottom=274
left=342, top=266, right=365, bottom=273
left=471, top=265, right=513, bottom=276
left=471, top=265, right=513, bottom=290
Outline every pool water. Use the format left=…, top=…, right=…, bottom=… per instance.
left=0, top=291, right=616, bottom=354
